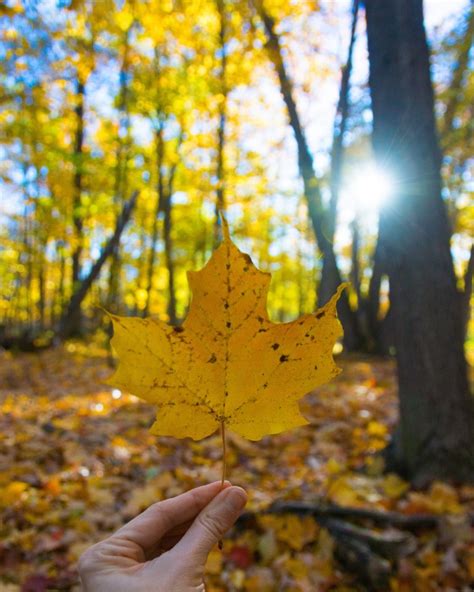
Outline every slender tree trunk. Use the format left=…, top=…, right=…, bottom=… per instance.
left=320, top=0, right=359, bottom=324
left=144, top=125, right=165, bottom=317
left=107, top=30, right=132, bottom=312
left=365, top=238, right=386, bottom=352
left=253, top=0, right=361, bottom=349
left=162, top=131, right=182, bottom=324
left=328, top=0, right=359, bottom=238
left=69, top=78, right=86, bottom=334
left=59, top=192, right=138, bottom=339
left=37, top=248, right=46, bottom=331
left=350, top=218, right=362, bottom=307
left=365, top=0, right=474, bottom=485
left=56, top=241, right=66, bottom=328
left=133, top=216, right=149, bottom=316
left=71, top=79, right=85, bottom=288
left=162, top=190, right=177, bottom=324
left=22, top=201, right=33, bottom=331
left=213, top=0, right=228, bottom=244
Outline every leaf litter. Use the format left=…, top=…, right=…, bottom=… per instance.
left=1, top=345, right=474, bottom=590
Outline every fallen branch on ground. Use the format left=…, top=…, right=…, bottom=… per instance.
left=268, top=500, right=439, bottom=529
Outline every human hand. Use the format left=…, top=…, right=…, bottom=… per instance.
left=78, top=481, right=247, bottom=592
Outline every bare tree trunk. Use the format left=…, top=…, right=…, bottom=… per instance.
left=133, top=216, right=149, bottom=316
left=37, top=247, right=46, bottom=331
left=69, top=78, right=86, bottom=334
left=107, top=29, right=132, bottom=312
left=350, top=218, right=362, bottom=307
left=162, top=190, right=177, bottom=324
left=320, top=0, right=359, bottom=325
left=213, top=0, right=228, bottom=245
left=71, top=79, right=85, bottom=288
left=54, top=241, right=66, bottom=328
left=365, top=0, right=474, bottom=485
left=22, top=201, right=33, bottom=331
left=59, top=191, right=138, bottom=339
left=163, top=131, right=183, bottom=324
left=144, top=125, right=165, bottom=317
left=328, top=0, right=359, bottom=238
left=254, top=0, right=361, bottom=350
left=365, top=238, right=385, bottom=352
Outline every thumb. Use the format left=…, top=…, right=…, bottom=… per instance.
left=174, top=486, right=247, bottom=562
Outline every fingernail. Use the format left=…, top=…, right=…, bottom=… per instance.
left=223, top=487, right=247, bottom=511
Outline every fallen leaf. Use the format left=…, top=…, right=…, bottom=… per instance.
left=380, top=473, right=409, bottom=499
left=229, top=545, right=253, bottom=569
left=0, top=481, right=29, bottom=507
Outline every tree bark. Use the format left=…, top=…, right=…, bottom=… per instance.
left=69, top=78, right=86, bottom=334
left=213, top=0, right=228, bottom=245
left=144, top=125, right=165, bottom=317
left=327, top=0, right=359, bottom=239
left=107, top=28, right=132, bottom=313
left=320, top=0, right=361, bottom=341
left=163, top=132, right=182, bottom=325
left=365, top=0, right=474, bottom=485
left=253, top=0, right=361, bottom=350
left=162, top=187, right=177, bottom=325
left=71, top=79, right=85, bottom=289
left=365, top=238, right=386, bottom=353
left=37, top=247, right=46, bottom=331
left=351, top=219, right=361, bottom=303
left=59, top=191, right=138, bottom=339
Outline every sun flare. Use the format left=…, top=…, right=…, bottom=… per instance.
left=346, top=164, right=394, bottom=213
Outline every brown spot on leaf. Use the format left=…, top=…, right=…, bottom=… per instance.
left=272, top=343, right=280, bottom=350
left=207, top=353, right=217, bottom=363
left=316, top=311, right=325, bottom=319
left=173, top=326, right=184, bottom=333
left=280, top=354, right=289, bottom=362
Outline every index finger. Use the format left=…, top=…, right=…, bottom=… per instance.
left=113, top=481, right=231, bottom=550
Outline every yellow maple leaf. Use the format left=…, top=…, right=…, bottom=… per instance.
left=108, top=219, right=345, bottom=442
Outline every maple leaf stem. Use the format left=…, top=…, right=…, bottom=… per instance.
left=220, top=419, right=227, bottom=486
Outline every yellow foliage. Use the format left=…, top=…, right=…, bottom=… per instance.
left=259, top=515, right=318, bottom=551
left=206, top=549, right=223, bottom=575
left=0, top=481, right=29, bottom=507
left=114, top=8, right=134, bottom=31
left=380, top=473, right=409, bottom=499
left=108, top=220, right=345, bottom=441
left=407, top=481, right=463, bottom=514
left=367, top=420, right=388, bottom=437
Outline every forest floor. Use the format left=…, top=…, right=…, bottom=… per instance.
left=0, top=344, right=473, bottom=591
